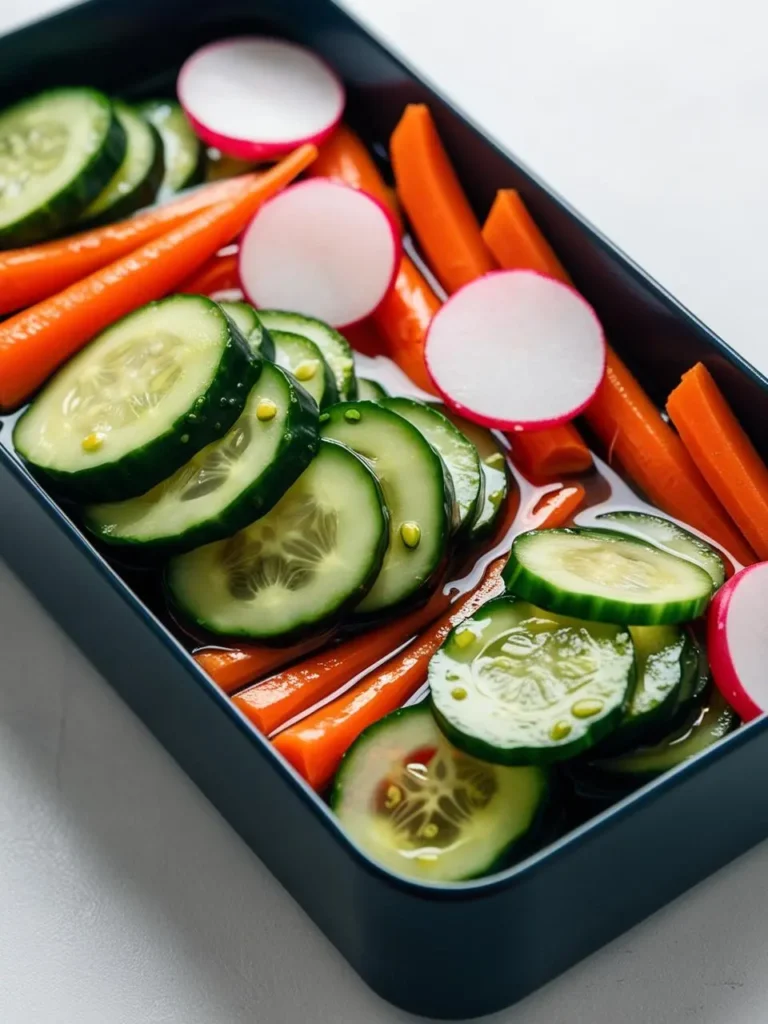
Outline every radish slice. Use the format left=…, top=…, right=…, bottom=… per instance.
left=177, top=37, right=345, bottom=160
left=708, top=561, right=768, bottom=721
left=239, top=180, right=401, bottom=328
left=424, top=270, right=606, bottom=431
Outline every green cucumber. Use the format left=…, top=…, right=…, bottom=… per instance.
left=84, top=362, right=317, bottom=552
left=595, top=510, right=726, bottom=588
left=440, top=407, right=509, bottom=540
left=271, top=330, right=339, bottom=408
left=167, top=438, right=389, bottom=642
left=381, top=397, right=484, bottom=538
left=0, top=88, right=126, bottom=247
left=14, top=295, right=260, bottom=502
left=320, top=401, right=452, bottom=614
left=429, top=596, right=635, bottom=765
left=258, top=310, right=357, bottom=400
left=219, top=301, right=275, bottom=360
left=79, top=101, right=164, bottom=227
left=504, top=528, right=714, bottom=625
left=331, top=703, right=549, bottom=882
left=135, top=99, right=204, bottom=196
left=357, top=378, right=388, bottom=402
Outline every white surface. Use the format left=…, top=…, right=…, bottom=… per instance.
left=2, top=1, right=768, bottom=1022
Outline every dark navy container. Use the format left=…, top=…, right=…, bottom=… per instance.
left=1, top=1, right=767, bottom=1018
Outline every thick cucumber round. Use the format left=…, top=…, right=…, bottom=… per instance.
left=79, top=101, right=164, bottom=227
left=357, top=378, right=388, bottom=402
left=440, top=406, right=510, bottom=540
left=271, top=329, right=339, bottom=408
left=166, top=439, right=389, bottom=642
left=84, top=363, right=318, bottom=552
left=0, top=88, right=126, bottom=247
left=219, top=301, right=276, bottom=360
left=136, top=99, right=204, bottom=196
left=331, top=703, right=549, bottom=882
left=382, top=397, right=484, bottom=538
left=429, top=596, right=635, bottom=765
left=595, top=510, right=726, bottom=588
left=504, top=528, right=714, bottom=625
left=14, top=295, right=260, bottom=502
left=258, top=310, right=357, bottom=400
left=320, top=402, right=452, bottom=614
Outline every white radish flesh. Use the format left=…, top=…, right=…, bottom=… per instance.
left=708, top=561, right=768, bottom=721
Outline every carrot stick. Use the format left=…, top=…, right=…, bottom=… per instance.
left=0, top=175, right=260, bottom=315
left=195, top=634, right=332, bottom=697
left=510, top=425, right=593, bottom=478
left=372, top=254, right=440, bottom=393
left=586, top=349, right=756, bottom=565
left=342, top=319, right=386, bottom=357
left=482, top=189, right=571, bottom=282
left=390, top=104, right=496, bottom=294
left=667, top=363, right=768, bottom=560
left=532, top=483, right=586, bottom=528
left=179, top=251, right=240, bottom=296
left=0, top=145, right=316, bottom=411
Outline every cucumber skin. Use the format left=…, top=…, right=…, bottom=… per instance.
left=14, top=298, right=262, bottom=502
left=0, top=89, right=128, bottom=248
left=83, top=366, right=319, bottom=554
left=135, top=99, right=205, bottom=194
left=356, top=378, right=388, bottom=402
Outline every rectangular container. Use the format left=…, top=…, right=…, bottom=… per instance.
left=2, top=1, right=768, bottom=1018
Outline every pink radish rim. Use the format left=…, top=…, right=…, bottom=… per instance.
left=238, top=178, right=402, bottom=330
left=708, top=563, right=767, bottom=722
left=177, top=36, right=346, bottom=161
left=424, top=269, right=607, bottom=432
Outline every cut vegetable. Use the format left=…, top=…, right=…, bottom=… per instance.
left=178, top=37, right=344, bottom=161
left=510, top=423, right=593, bottom=479
left=179, top=250, right=240, bottom=300
left=504, top=528, right=714, bottom=625
left=357, top=377, right=388, bottom=402
left=271, top=329, right=338, bottom=408
left=136, top=99, right=205, bottom=195
left=530, top=484, right=586, bottom=530
left=595, top=510, right=726, bottom=588
left=239, top=180, right=401, bottom=328
left=167, top=439, right=388, bottom=642
left=79, top=101, right=164, bottom=227
left=440, top=406, right=509, bottom=540
left=257, top=309, right=356, bottom=401
left=429, top=596, right=635, bottom=765
left=382, top=397, right=483, bottom=538
left=218, top=300, right=275, bottom=360
left=14, top=295, right=260, bottom=501
left=482, top=189, right=570, bottom=282
left=320, top=401, right=452, bottom=614
left=331, top=703, right=548, bottom=882
left=425, top=270, right=606, bottom=430
left=372, top=254, right=441, bottom=394
left=0, top=88, right=126, bottom=247
left=708, top=561, right=768, bottom=721
left=84, top=362, right=317, bottom=551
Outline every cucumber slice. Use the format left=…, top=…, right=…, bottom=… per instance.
left=218, top=301, right=276, bottom=360
left=79, top=101, right=164, bottom=227
left=271, top=329, right=339, bottom=408
left=320, top=402, right=452, bottom=614
left=166, top=438, right=388, bottom=641
left=14, top=295, right=260, bottom=502
left=429, top=596, right=635, bottom=765
left=381, top=397, right=483, bottom=538
left=357, top=378, right=388, bottom=402
left=331, top=703, right=548, bottom=882
left=440, top=407, right=510, bottom=540
left=258, top=310, right=357, bottom=400
left=84, top=362, right=317, bottom=552
left=674, top=631, right=709, bottom=720
left=504, top=528, right=714, bottom=625
left=136, top=99, right=204, bottom=196
left=595, top=511, right=726, bottom=588
left=0, top=88, right=126, bottom=247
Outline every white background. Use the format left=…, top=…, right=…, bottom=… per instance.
left=2, top=1, right=768, bottom=1022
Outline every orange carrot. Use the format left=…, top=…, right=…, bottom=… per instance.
left=179, top=251, right=240, bottom=296
left=195, top=634, right=332, bottom=697
left=0, top=145, right=316, bottom=412
left=342, top=319, right=386, bottom=357
left=482, top=189, right=571, bottom=283
left=532, top=483, right=586, bottom=528
left=511, top=425, right=593, bottom=479
left=667, top=363, right=768, bottom=560
left=390, top=104, right=496, bottom=293
left=372, top=255, right=440, bottom=393
left=0, top=175, right=260, bottom=315
left=586, top=350, right=756, bottom=566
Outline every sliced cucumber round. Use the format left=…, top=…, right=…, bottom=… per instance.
left=258, top=310, right=357, bottom=400
left=504, top=528, right=715, bottom=625
left=331, top=703, right=549, bottom=882
left=595, top=510, right=726, bottom=588
left=219, top=301, right=276, bottom=360
left=84, top=362, right=317, bottom=552
left=0, top=88, right=126, bottom=247
left=271, top=329, right=339, bottom=408
left=14, top=295, right=260, bottom=502
left=357, top=378, right=388, bottom=402
left=440, top=406, right=510, bottom=540
left=320, top=402, right=452, bottom=614
left=136, top=99, right=204, bottom=196
left=79, top=101, right=164, bottom=227
left=166, top=438, right=389, bottom=642
left=429, top=596, right=635, bottom=765
left=382, top=397, right=483, bottom=539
